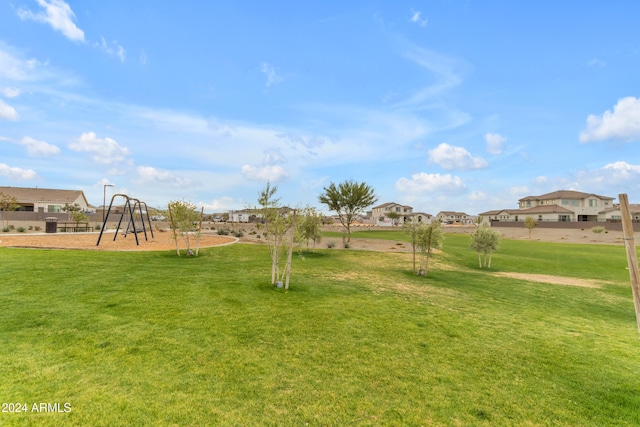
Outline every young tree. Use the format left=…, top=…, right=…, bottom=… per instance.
left=385, top=211, right=401, bottom=226
left=470, top=226, right=501, bottom=268
left=524, top=216, right=537, bottom=238
left=0, top=192, right=20, bottom=228
left=167, top=200, right=202, bottom=256
left=257, top=182, right=296, bottom=288
left=62, top=203, right=88, bottom=226
left=318, top=179, right=377, bottom=242
left=402, top=221, right=420, bottom=274
left=295, top=206, right=323, bottom=253
left=415, top=221, right=444, bottom=276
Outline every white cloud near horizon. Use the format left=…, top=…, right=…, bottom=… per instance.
left=19, top=136, right=61, bottom=157
left=68, top=132, right=131, bottom=165
left=485, top=133, right=507, bottom=155
left=0, top=163, right=37, bottom=180
left=241, top=164, right=290, bottom=182
left=580, top=97, right=640, bottom=143
left=17, top=0, right=85, bottom=42
left=428, top=143, right=488, bottom=171
left=396, top=172, right=466, bottom=194
left=136, top=166, right=192, bottom=187
left=0, top=100, right=19, bottom=121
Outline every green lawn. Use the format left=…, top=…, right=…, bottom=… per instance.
left=1, top=234, right=639, bottom=426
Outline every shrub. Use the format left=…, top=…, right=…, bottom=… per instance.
left=592, top=226, right=606, bottom=234
left=34, top=226, right=42, bottom=231
left=327, top=241, right=336, bottom=248
left=8, top=224, right=15, bottom=230
left=217, top=229, right=230, bottom=236
left=233, top=230, right=244, bottom=238
left=28, top=226, right=33, bottom=230
left=16, top=227, right=26, bottom=233
left=2, top=227, right=9, bottom=233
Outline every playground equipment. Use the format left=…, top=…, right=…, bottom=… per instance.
left=96, top=194, right=155, bottom=246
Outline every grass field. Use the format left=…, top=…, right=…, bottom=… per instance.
left=1, top=232, right=640, bottom=426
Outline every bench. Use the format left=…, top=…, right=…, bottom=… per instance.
left=58, top=222, right=91, bottom=232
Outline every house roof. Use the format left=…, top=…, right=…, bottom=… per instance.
left=519, top=190, right=614, bottom=202
left=516, top=205, right=574, bottom=214
left=600, top=204, right=640, bottom=215
left=371, top=201, right=413, bottom=210
left=0, top=186, right=89, bottom=206
left=437, top=211, right=471, bottom=216
left=408, top=211, right=432, bottom=217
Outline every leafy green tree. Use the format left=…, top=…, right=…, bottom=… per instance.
left=524, top=216, right=537, bottom=238
left=0, top=192, right=20, bottom=228
left=470, top=226, right=501, bottom=268
left=167, top=200, right=202, bottom=256
left=415, top=221, right=444, bottom=276
left=295, top=206, right=323, bottom=252
left=385, top=211, right=401, bottom=226
left=318, top=180, right=377, bottom=242
left=63, top=203, right=88, bottom=225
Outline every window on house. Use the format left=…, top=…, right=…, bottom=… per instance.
left=589, top=199, right=597, bottom=207
left=47, top=205, right=62, bottom=213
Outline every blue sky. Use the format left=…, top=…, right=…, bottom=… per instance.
left=1, top=1, right=640, bottom=214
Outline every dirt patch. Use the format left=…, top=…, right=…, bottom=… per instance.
left=0, top=231, right=236, bottom=251
left=493, top=272, right=603, bottom=288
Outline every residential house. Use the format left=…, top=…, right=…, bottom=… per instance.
left=437, top=211, right=474, bottom=225
left=0, top=186, right=92, bottom=213
left=598, top=204, right=640, bottom=222
left=479, top=190, right=615, bottom=224
left=371, top=202, right=414, bottom=226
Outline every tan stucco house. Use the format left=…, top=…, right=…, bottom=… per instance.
left=479, top=190, right=614, bottom=224
left=0, top=186, right=93, bottom=213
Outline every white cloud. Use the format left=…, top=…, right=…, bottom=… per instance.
left=428, top=143, right=488, bottom=171
left=410, top=9, right=428, bottom=27
left=0, top=100, right=19, bottom=121
left=241, top=164, right=290, bottom=182
left=17, top=0, right=85, bottom=42
left=485, top=133, right=507, bottom=155
left=0, top=163, right=37, bottom=180
left=534, top=176, right=548, bottom=185
left=261, top=62, right=283, bottom=89
left=603, top=161, right=640, bottom=179
left=394, top=46, right=465, bottom=108
left=19, top=136, right=60, bottom=156
left=96, top=37, right=126, bottom=62
left=136, top=166, right=192, bottom=187
left=580, top=97, right=640, bottom=143
left=68, top=132, right=131, bottom=165
left=469, top=191, right=487, bottom=201
left=202, top=196, right=239, bottom=212
left=396, top=172, right=465, bottom=194
left=2, top=87, right=20, bottom=98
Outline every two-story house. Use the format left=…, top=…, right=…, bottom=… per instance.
left=479, top=190, right=614, bottom=223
